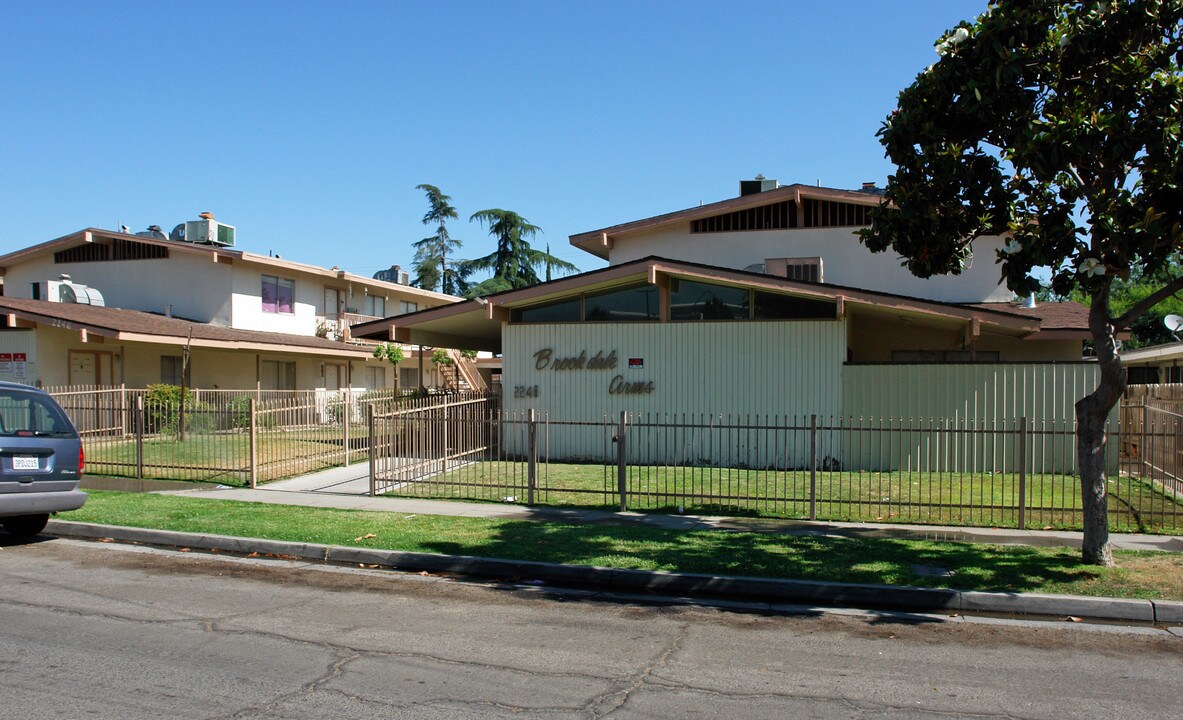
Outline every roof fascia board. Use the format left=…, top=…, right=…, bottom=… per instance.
left=0, top=303, right=373, bottom=357
left=237, top=252, right=457, bottom=302
left=1, top=307, right=120, bottom=338
left=355, top=257, right=1039, bottom=340
left=115, top=332, right=374, bottom=357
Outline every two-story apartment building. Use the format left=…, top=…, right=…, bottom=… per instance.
left=0, top=220, right=460, bottom=391
left=355, top=179, right=1101, bottom=453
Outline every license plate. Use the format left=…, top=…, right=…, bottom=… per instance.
left=12, top=456, right=39, bottom=470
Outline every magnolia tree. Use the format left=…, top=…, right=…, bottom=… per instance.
left=861, top=0, right=1182, bottom=565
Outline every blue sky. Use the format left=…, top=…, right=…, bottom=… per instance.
left=0, top=0, right=987, bottom=283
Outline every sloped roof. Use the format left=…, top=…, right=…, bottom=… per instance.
left=970, top=301, right=1093, bottom=335
left=569, top=184, right=885, bottom=260
left=0, top=297, right=373, bottom=358
left=0, top=227, right=458, bottom=303
left=352, top=256, right=1051, bottom=352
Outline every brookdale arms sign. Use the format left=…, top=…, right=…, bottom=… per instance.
left=529, top=348, right=654, bottom=396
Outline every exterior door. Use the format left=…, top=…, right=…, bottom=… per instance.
left=324, top=363, right=345, bottom=391
left=68, top=350, right=114, bottom=386
left=324, top=288, right=344, bottom=321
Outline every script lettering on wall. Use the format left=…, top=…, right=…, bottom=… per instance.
left=528, top=348, right=653, bottom=397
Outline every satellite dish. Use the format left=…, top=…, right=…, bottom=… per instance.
left=1165, top=314, right=1183, bottom=340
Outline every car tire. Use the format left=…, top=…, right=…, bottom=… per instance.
left=1, top=513, right=50, bottom=538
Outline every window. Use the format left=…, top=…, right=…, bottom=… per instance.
left=365, top=295, right=385, bottom=317
left=583, top=284, right=659, bottom=322
left=766, top=257, right=823, bottom=283
left=161, top=356, right=190, bottom=385
left=399, top=367, right=419, bottom=388
left=365, top=366, right=385, bottom=389
left=753, top=291, right=835, bottom=319
left=0, top=390, right=73, bottom=436
left=1127, top=366, right=1161, bottom=385
left=890, top=350, right=1002, bottom=363
left=513, top=297, right=581, bottom=323
left=669, top=280, right=748, bottom=320
left=261, top=360, right=297, bottom=390
left=398, top=300, right=418, bottom=315
left=262, top=275, right=294, bottom=314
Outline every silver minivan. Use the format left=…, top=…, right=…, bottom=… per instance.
left=0, top=381, right=86, bottom=537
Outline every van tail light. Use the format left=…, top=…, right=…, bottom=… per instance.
left=79, top=445, right=85, bottom=473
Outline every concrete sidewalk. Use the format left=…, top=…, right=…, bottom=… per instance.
left=85, top=462, right=1183, bottom=554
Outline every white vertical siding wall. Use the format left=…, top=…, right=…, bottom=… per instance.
left=0, top=330, right=39, bottom=385
left=502, top=320, right=845, bottom=462
left=842, top=363, right=1108, bottom=473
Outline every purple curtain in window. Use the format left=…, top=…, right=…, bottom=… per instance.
left=262, top=276, right=294, bottom=314
left=276, top=278, right=293, bottom=314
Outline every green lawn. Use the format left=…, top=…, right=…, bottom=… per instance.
left=83, top=427, right=372, bottom=484
left=60, top=490, right=1183, bottom=601
left=376, top=461, right=1183, bottom=534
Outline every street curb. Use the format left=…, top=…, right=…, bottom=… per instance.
left=46, top=520, right=1183, bottom=625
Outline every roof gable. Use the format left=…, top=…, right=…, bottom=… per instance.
left=569, top=184, right=885, bottom=260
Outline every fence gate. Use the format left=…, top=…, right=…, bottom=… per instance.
left=369, top=393, right=510, bottom=499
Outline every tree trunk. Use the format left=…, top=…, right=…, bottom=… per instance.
left=1076, top=287, right=1123, bottom=566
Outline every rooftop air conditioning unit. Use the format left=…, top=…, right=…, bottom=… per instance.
left=399, top=270, right=410, bottom=284
left=184, top=218, right=236, bottom=247
left=44, top=280, right=106, bottom=306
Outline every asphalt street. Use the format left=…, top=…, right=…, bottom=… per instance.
left=1, top=537, right=1180, bottom=719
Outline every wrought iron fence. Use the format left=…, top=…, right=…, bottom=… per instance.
left=370, top=399, right=1183, bottom=533
left=48, top=385, right=422, bottom=486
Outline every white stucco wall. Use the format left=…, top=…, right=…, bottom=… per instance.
left=230, top=264, right=320, bottom=335
left=5, top=252, right=233, bottom=324
left=608, top=225, right=1013, bottom=304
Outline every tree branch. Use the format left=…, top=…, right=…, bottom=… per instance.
left=1112, top=275, right=1183, bottom=329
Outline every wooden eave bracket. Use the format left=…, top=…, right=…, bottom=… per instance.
left=836, top=296, right=846, bottom=319
left=963, top=317, right=981, bottom=349
left=5, top=313, right=35, bottom=329
left=485, top=302, right=510, bottom=322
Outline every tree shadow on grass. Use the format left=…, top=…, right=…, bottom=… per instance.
left=419, top=519, right=1098, bottom=596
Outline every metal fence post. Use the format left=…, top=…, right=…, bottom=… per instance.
left=342, top=392, right=351, bottom=466
left=809, top=414, right=818, bottom=521
left=527, top=408, right=537, bottom=506
left=368, top=403, right=376, bottom=497
left=248, top=398, right=258, bottom=489
left=1142, top=401, right=1149, bottom=471
left=617, top=411, right=628, bottom=512
left=1018, top=416, right=1027, bottom=530
left=135, top=394, right=144, bottom=480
